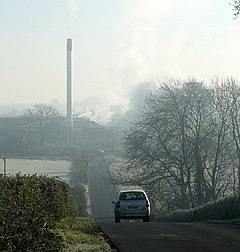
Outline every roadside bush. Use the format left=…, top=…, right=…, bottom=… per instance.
left=157, top=209, right=194, bottom=222
left=0, top=174, right=77, bottom=251
left=69, top=153, right=89, bottom=217
left=39, top=176, right=77, bottom=221
left=70, top=153, right=88, bottom=185
left=70, top=183, right=87, bottom=217
left=156, top=194, right=240, bottom=222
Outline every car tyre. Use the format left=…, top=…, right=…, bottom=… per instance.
left=143, top=216, right=150, bottom=222
left=115, top=216, right=120, bottom=223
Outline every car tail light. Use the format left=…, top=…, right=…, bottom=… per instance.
left=146, top=200, right=150, bottom=208
left=116, top=201, right=120, bottom=208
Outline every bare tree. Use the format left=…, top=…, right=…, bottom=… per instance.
left=121, top=80, right=214, bottom=210
left=27, top=104, right=59, bottom=147
left=207, top=78, right=240, bottom=195
left=226, top=78, right=240, bottom=193
left=230, top=0, right=240, bottom=18
left=118, top=79, right=238, bottom=213
left=206, top=79, right=234, bottom=200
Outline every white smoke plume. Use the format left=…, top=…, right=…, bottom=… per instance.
left=65, top=0, right=77, bottom=15
left=66, top=0, right=211, bottom=125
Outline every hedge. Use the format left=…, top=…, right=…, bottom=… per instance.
left=156, top=194, right=240, bottom=222
left=0, top=174, right=77, bottom=251
left=69, top=153, right=89, bottom=217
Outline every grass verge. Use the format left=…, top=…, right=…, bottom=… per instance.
left=57, top=217, right=115, bottom=252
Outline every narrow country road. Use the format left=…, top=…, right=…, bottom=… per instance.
left=87, top=152, right=240, bottom=251
left=88, top=151, right=117, bottom=223
left=100, top=222, right=240, bottom=252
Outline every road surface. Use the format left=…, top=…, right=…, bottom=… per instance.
left=87, top=152, right=240, bottom=251
left=88, top=151, right=117, bottom=223
left=100, top=222, right=240, bottom=252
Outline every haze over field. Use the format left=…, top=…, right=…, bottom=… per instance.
left=0, top=1, right=239, bottom=123
left=5, top=159, right=71, bottom=182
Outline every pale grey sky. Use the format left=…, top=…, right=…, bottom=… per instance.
left=0, top=0, right=239, bottom=123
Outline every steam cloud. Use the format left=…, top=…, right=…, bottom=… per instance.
left=64, top=0, right=211, bottom=125
left=65, top=0, right=77, bottom=15
left=74, top=82, right=157, bottom=126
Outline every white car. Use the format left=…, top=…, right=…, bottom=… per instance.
left=112, top=190, right=150, bottom=223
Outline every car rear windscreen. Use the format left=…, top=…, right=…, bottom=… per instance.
left=119, top=192, right=146, bottom=200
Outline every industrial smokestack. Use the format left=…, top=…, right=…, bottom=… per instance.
left=67, top=38, right=73, bottom=143
left=67, top=38, right=72, bottom=125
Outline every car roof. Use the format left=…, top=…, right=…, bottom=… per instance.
left=119, top=190, right=146, bottom=193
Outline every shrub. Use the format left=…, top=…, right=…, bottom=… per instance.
left=70, top=153, right=88, bottom=185
left=70, top=183, right=87, bottom=217
left=0, top=174, right=77, bottom=251
left=69, top=153, right=89, bottom=217
left=156, top=194, right=240, bottom=222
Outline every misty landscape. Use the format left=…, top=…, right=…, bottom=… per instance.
left=1, top=1, right=240, bottom=251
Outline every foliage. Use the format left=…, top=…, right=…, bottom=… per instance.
left=155, top=193, right=240, bottom=222
left=117, top=78, right=240, bottom=212
left=70, top=184, right=87, bottom=217
left=70, top=153, right=88, bottom=185
left=69, top=153, right=89, bottom=217
left=0, top=174, right=77, bottom=251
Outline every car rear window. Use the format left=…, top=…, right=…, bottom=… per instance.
left=119, top=192, right=146, bottom=200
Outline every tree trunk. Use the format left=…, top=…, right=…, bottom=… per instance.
left=195, top=150, right=203, bottom=205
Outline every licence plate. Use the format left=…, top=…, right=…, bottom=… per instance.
left=127, top=206, right=138, bottom=209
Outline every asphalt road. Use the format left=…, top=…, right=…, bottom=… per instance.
left=100, top=222, right=240, bottom=252
left=88, top=151, right=117, bottom=223
left=88, top=152, right=240, bottom=252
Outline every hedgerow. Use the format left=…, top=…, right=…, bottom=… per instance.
left=156, top=194, right=240, bottom=222
left=69, top=153, right=89, bottom=217
left=70, top=183, right=87, bottom=217
left=70, top=153, right=88, bottom=185
left=0, top=173, right=77, bottom=251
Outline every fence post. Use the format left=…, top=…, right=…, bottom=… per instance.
left=3, top=157, right=6, bottom=176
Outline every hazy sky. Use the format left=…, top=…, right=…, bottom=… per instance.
left=0, top=0, right=239, bottom=122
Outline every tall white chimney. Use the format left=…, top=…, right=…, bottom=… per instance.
left=67, top=38, right=73, bottom=143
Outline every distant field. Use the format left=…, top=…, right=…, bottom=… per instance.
left=1, top=159, right=71, bottom=182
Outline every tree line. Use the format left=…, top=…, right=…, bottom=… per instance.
left=0, top=104, right=80, bottom=157
left=116, top=78, right=240, bottom=213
